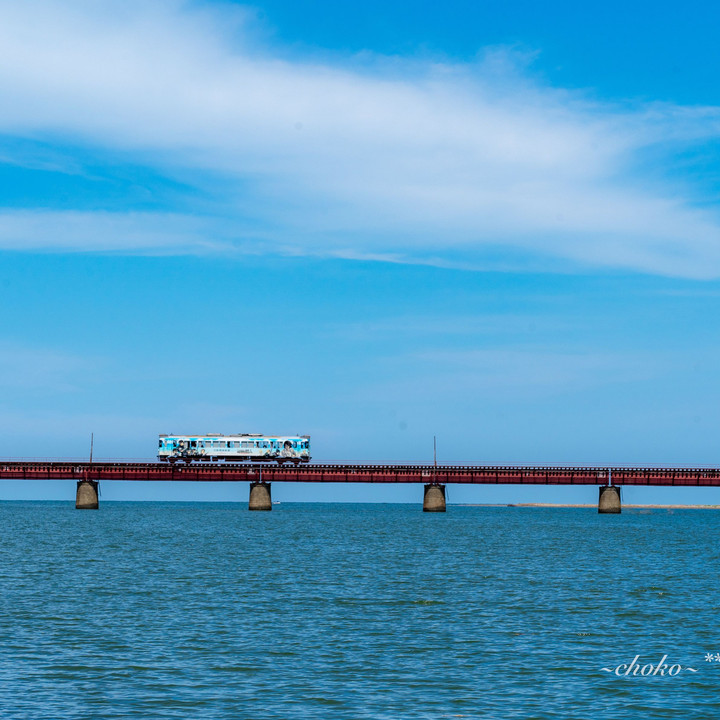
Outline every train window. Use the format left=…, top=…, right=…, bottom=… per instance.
left=191, top=441, right=197, bottom=448
left=158, top=440, right=162, bottom=448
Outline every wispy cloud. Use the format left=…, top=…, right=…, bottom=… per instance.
left=0, top=1, right=719, bottom=276
left=324, top=314, right=573, bottom=342
left=0, top=209, right=221, bottom=253
left=0, top=342, right=97, bottom=392
left=349, top=347, right=673, bottom=408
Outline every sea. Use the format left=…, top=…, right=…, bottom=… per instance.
left=1, top=502, right=719, bottom=719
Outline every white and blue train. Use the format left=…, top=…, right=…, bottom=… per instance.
left=158, top=434, right=311, bottom=464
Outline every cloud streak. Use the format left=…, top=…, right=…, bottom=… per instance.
left=0, top=342, right=97, bottom=393
left=0, top=1, right=719, bottom=276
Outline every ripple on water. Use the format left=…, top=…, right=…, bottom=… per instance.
left=1, top=503, right=720, bottom=719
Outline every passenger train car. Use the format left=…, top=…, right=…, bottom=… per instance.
left=158, top=434, right=311, bottom=464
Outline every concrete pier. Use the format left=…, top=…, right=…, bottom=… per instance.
left=75, top=479, right=99, bottom=510
left=423, top=483, right=446, bottom=512
left=249, top=481, right=272, bottom=511
left=598, top=485, right=621, bottom=514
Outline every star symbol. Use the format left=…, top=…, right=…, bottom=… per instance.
left=714, top=654, right=720, bottom=662
left=705, top=653, right=714, bottom=662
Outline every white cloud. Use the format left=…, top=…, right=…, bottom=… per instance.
left=0, top=1, right=719, bottom=276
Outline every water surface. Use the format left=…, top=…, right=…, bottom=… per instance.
left=1, top=502, right=719, bottom=719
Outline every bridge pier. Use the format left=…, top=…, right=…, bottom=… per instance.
left=249, top=481, right=272, bottom=511
left=423, top=483, right=446, bottom=512
left=598, top=485, right=621, bottom=514
left=75, top=479, right=99, bottom=510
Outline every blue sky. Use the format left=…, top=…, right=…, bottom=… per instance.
left=1, top=0, right=719, bottom=503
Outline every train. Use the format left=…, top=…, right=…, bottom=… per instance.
left=158, top=434, right=311, bottom=465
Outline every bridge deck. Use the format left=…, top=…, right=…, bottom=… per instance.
left=1, top=462, right=719, bottom=485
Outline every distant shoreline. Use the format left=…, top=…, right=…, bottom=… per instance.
left=455, top=503, right=720, bottom=509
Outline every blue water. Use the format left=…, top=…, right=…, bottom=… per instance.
left=1, top=502, right=719, bottom=719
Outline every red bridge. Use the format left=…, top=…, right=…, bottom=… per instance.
left=4, top=461, right=719, bottom=513
left=1, top=461, right=720, bottom=485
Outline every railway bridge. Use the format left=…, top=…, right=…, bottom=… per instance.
left=2, top=461, right=720, bottom=513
